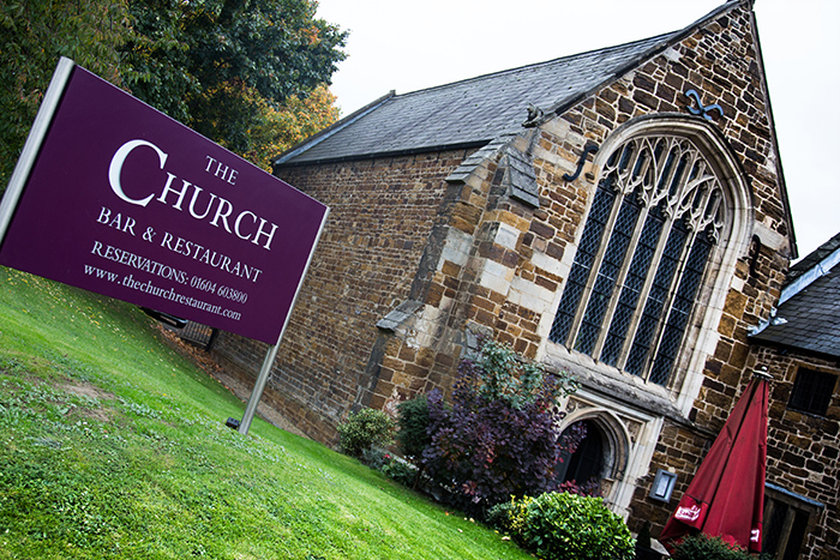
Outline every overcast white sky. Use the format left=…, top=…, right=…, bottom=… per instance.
left=315, top=0, right=839, bottom=261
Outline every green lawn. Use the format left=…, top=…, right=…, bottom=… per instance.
left=0, top=267, right=532, bottom=560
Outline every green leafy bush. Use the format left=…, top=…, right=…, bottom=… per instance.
left=381, top=455, right=418, bottom=486
left=486, top=495, right=534, bottom=537
left=336, top=408, right=394, bottom=459
left=360, top=446, right=390, bottom=470
left=671, top=534, right=771, bottom=560
left=489, top=492, right=635, bottom=560
left=396, top=395, right=430, bottom=460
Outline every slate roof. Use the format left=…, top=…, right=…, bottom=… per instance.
left=750, top=233, right=840, bottom=359
left=274, top=2, right=740, bottom=167
left=272, top=1, right=797, bottom=254
left=786, top=231, right=840, bottom=284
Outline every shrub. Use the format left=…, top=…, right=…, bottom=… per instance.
left=381, top=455, right=418, bottom=486
left=486, top=495, right=534, bottom=537
left=470, top=335, right=576, bottom=408
left=490, top=492, right=635, bottom=560
left=360, top=446, right=390, bottom=469
left=671, top=534, right=772, bottom=560
left=396, top=395, right=430, bottom=460
left=336, top=407, right=394, bottom=459
left=420, top=338, right=580, bottom=515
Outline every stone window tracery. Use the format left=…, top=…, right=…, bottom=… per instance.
left=549, top=135, right=728, bottom=387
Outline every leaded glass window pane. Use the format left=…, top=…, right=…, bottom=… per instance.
left=649, top=231, right=713, bottom=384
left=549, top=182, right=616, bottom=344
left=550, top=134, right=727, bottom=386
left=626, top=219, right=688, bottom=377
left=576, top=195, right=640, bottom=354
left=602, top=206, right=665, bottom=365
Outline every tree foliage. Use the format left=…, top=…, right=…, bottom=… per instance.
left=1, top=0, right=128, bottom=186
left=121, top=0, right=346, bottom=161
left=1, top=0, right=346, bottom=185
left=238, top=82, right=340, bottom=170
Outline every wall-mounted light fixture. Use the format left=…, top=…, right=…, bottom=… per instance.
left=649, top=469, right=678, bottom=502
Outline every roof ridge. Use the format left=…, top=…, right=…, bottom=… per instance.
left=788, top=231, right=840, bottom=277
left=274, top=0, right=747, bottom=167
left=541, top=0, right=742, bottom=121
left=390, top=31, right=680, bottom=101
left=394, top=0, right=742, bottom=104
left=779, top=231, right=840, bottom=304
left=750, top=232, right=840, bottom=339
left=779, top=245, right=840, bottom=306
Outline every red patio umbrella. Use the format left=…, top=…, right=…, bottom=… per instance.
left=658, top=370, right=771, bottom=553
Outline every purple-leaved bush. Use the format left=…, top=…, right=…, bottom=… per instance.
left=420, top=339, right=588, bottom=514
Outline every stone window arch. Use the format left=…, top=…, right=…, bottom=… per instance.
left=548, top=116, right=752, bottom=391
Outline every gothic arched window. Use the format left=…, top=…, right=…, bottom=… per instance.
left=549, top=135, right=727, bottom=386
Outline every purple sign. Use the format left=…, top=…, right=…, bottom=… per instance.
left=0, top=63, right=328, bottom=344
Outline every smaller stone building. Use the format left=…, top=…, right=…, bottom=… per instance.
left=630, top=232, right=840, bottom=559
left=748, top=233, right=840, bottom=558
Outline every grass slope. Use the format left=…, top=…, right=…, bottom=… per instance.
left=0, top=268, right=531, bottom=560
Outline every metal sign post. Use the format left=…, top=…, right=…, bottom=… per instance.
left=238, top=340, right=282, bottom=435
left=236, top=206, right=327, bottom=435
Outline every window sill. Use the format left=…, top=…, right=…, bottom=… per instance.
left=543, top=344, right=693, bottom=427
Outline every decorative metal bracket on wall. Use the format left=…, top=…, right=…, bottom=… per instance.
left=563, top=142, right=599, bottom=182
left=684, top=89, right=724, bottom=121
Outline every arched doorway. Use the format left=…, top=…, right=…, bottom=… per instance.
left=558, top=419, right=607, bottom=486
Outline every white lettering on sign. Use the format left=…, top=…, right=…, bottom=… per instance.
left=674, top=504, right=702, bottom=522
left=204, top=155, right=239, bottom=185
left=107, top=140, right=278, bottom=250
left=108, top=139, right=166, bottom=207
left=96, top=206, right=137, bottom=236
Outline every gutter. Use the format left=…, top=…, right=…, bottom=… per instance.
left=750, top=244, right=840, bottom=336
left=274, top=140, right=491, bottom=170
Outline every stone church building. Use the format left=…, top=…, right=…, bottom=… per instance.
left=210, top=1, right=838, bottom=557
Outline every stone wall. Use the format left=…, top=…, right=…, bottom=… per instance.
left=369, top=5, right=789, bottom=396
left=755, top=345, right=839, bottom=559
left=200, top=4, right=840, bottom=556
left=360, top=0, right=798, bottom=531
left=213, top=150, right=469, bottom=442
left=629, top=343, right=840, bottom=560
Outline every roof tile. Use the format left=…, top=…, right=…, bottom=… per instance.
left=276, top=32, right=680, bottom=165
